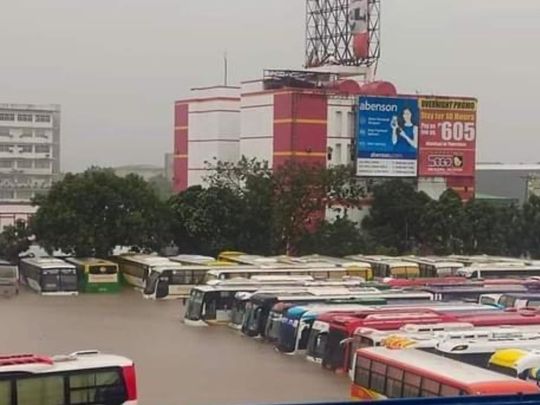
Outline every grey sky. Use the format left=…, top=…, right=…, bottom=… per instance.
left=0, top=0, right=538, bottom=172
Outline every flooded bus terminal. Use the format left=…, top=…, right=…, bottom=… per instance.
left=0, top=289, right=349, bottom=405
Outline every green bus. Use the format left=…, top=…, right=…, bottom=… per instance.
left=65, top=257, right=121, bottom=293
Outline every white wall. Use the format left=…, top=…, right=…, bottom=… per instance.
left=327, top=96, right=357, bottom=168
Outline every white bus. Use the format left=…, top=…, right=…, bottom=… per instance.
left=204, top=266, right=369, bottom=283
left=402, top=256, right=464, bottom=278
left=0, top=350, right=137, bottom=405
left=114, top=255, right=208, bottom=299
left=19, top=257, right=78, bottom=296
left=457, top=265, right=540, bottom=279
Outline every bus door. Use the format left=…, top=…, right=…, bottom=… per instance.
left=155, top=275, right=170, bottom=299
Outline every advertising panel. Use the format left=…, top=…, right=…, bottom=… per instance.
left=418, top=97, right=477, bottom=177
left=357, top=96, right=419, bottom=177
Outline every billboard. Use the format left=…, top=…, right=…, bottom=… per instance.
left=418, top=97, right=477, bottom=177
left=357, top=96, right=419, bottom=177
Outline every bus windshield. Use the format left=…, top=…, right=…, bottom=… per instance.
left=185, top=290, right=205, bottom=321
left=0, top=266, right=16, bottom=279
left=42, top=269, right=77, bottom=292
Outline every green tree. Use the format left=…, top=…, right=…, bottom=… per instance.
left=363, top=179, right=430, bottom=253
left=296, top=216, right=367, bottom=257
left=148, top=174, right=173, bottom=201
left=31, top=167, right=171, bottom=257
left=0, top=220, right=32, bottom=263
left=522, top=195, right=540, bottom=258
left=169, top=185, right=247, bottom=256
left=419, top=189, right=466, bottom=254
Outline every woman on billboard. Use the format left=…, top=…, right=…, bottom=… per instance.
left=391, top=107, right=418, bottom=153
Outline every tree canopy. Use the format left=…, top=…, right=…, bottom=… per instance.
left=31, top=167, right=171, bottom=257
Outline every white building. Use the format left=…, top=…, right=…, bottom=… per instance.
left=0, top=104, right=61, bottom=228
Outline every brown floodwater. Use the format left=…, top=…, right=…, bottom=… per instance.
left=0, top=289, right=349, bottom=405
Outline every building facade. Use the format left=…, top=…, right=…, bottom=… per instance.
left=173, top=72, right=477, bottom=203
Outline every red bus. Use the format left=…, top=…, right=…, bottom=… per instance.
left=320, top=310, right=459, bottom=372
left=350, top=347, right=539, bottom=400
left=320, top=309, right=540, bottom=373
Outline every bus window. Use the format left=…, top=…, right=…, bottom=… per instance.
left=69, top=369, right=125, bottom=404
left=370, top=361, right=387, bottom=393
left=403, top=372, right=421, bottom=397
left=17, top=375, right=65, bottom=404
left=440, top=384, right=461, bottom=397
left=386, top=367, right=404, bottom=398
left=192, top=270, right=206, bottom=284
left=355, top=357, right=371, bottom=387
left=171, top=271, right=190, bottom=285
left=499, top=295, right=517, bottom=308
left=0, top=381, right=10, bottom=404
left=421, top=378, right=440, bottom=397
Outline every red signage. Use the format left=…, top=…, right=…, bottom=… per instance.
left=418, top=97, right=477, bottom=177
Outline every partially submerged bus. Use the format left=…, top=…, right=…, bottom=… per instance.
left=19, top=257, right=78, bottom=296
left=350, top=347, right=539, bottom=400
left=242, top=289, right=433, bottom=338
left=203, top=266, right=369, bottom=283
left=457, top=265, right=540, bottom=280
left=481, top=293, right=540, bottom=310
left=113, top=255, right=208, bottom=299
left=0, top=260, right=18, bottom=296
left=423, top=285, right=527, bottom=302
left=402, top=256, right=464, bottom=278
left=0, top=350, right=137, bottom=405
left=279, top=255, right=374, bottom=281
left=65, top=257, right=120, bottom=293
left=347, top=255, right=420, bottom=279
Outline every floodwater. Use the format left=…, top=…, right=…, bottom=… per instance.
left=0, top=289, right=349, bottom=405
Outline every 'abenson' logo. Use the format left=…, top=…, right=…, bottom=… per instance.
left=359, top=100, right=398, bottom=113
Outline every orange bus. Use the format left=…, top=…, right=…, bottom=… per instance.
left=350, top=347, right=539, bottom=400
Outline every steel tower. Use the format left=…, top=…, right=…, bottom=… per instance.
left=305, top=0, right=381, bottom=71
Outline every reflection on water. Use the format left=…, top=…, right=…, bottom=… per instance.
left=0, top=289, right=348, bottom=405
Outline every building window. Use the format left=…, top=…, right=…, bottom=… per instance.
left=35, top=160, right=51, bottom=169
left=0, top=113, right=15, bottom=121
left=19, top=145, right=33, bottom=153
left=0, top=128, right=11, bottom=137
left=16, top=190, right=33, bottom=200
left=335, top=111, right=343, bottom=137
left=0, top=145, right=13, bottom=153
left=35, top=114, right=51, bottom=123
left=20, top=129, right=33, bottom=138
left=35, top=145, right=50, bottom=153
left=17, top=160, right=33, bottom=169
left=0, top=160, right=13, bottom=168
left=17, top=114, right=33, bottom=122
left=35, top=129, right=48, bottom=139
left=348, top=111, right=355, bottom=136
left=0, top=190, right=14, bottom=199
left=335, top=143, right=342, bottom=165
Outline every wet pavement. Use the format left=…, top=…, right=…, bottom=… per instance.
left=0, top=289, right=349, bottom=405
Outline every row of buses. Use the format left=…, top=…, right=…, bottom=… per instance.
left=15, top=252, right=540, bottom=300
left=182, top=254, right=540, bottom=401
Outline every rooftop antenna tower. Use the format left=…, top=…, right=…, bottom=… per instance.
left=305, top=0, right=381, bottom=80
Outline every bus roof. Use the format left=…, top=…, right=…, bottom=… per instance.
left=21, top=257, right=75, bottom=270
left=488, top=348, right=529, bottom=368
left=422, top=285, right=527, bottom=294
left=65, top=257, right=118, bottom=267
left=458, top=311, right=540, bottom=327
left=169, top=255, right=216, bottom=265
left=436, top=331, right=540, bottom=354
left=356, top=347, right=539, bottom=387
left=0, top=350, right=132, bottom=374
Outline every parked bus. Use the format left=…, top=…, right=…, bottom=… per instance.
left=481, top=293, right=540, bottom=310
left=402, top=256, right=464, bottom=278
left=457, top=265, right=540, bottom=280
left=203, top=266, right=369, bottom=283
left=347, top=255, right=420, bottom=279
left=65, top=257, right=120, bottom=293
left=350, top=347, right=539, bottom=400
left=489, top=349, right=540, bottom=380
left=184, top=276, right=339, bottom=326
left=0, top=350, right=137, bottom=404
left=0, top=260, right=18, bottom=296
left=422, top=285, right=527, bottom=302
left=279, top=255, right=374, bottom=281
left=169, top=254, right=233, bottom=267
left=19, top=257, right=78, bottom=296
left=113, top=255, right=208, bottom=299
left=242, top=289, right=433, bottom=338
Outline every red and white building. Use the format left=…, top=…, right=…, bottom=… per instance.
left=173, top=71, right=476, bottom=205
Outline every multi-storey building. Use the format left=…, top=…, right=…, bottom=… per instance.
left=0, top=104, right=60, bottom=228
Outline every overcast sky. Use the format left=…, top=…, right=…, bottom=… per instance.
left=1, top=0, right=539, bottom=172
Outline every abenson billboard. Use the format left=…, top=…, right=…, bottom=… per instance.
left=356, top=96, right=477, bottom=178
